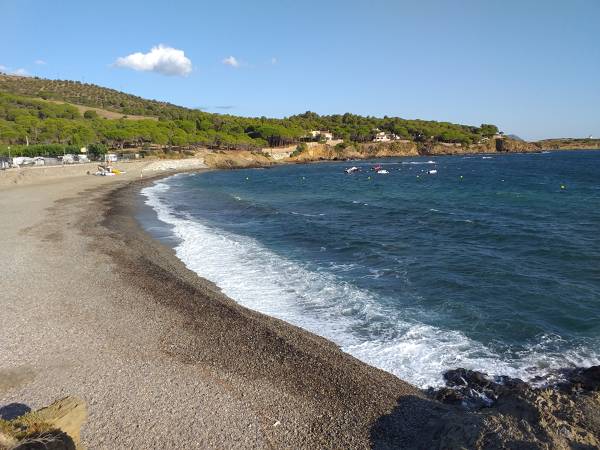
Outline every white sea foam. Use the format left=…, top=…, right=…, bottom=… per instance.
left=142, top=179, right=600, bottom=388
left=401, top=160, right=436, bottom=165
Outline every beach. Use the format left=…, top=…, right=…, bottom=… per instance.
left=2, top=160, right=600, bottom=449
left=0, top=164, right=431, bottom=448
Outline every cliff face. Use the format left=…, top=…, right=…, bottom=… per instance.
left=421, top=141, right=495, bottom=155
left=289, top=141, right=419, bottom=162
left=538, top=139, right=600, bottom=150
left=422, top=139, right=541, bottom=155
left=201, top=137, right=600, bottom=169
left=203, top=150, right=275, bottom=169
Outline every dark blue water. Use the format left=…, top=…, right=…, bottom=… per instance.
left=142, top=151, right=600, bottom=387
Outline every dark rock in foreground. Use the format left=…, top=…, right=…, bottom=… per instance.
left=421, top=366, right=600, bottom=449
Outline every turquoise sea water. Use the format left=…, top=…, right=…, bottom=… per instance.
left=141, top=151, right=600, bottom=387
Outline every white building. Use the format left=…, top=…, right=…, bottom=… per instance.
left=61, top=154, right=76, bottom=164
left=373, top=131, right=402, bottom=142
left=309, top=130, right=334, bottom=142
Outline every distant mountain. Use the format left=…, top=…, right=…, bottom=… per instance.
left=505, top=134, right=524, bottom=141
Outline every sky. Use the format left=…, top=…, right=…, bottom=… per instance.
left=1, top=0, right=599, bottom=140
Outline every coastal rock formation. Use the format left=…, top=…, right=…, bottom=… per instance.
left=0, top=396, right=86, bottom=450
left=423, top=366, right=600, bottom=449
left=497, top=138, right=541, bottom=153
left=289, top=141, right=419, bottom=162
left=203, top=150, right=275, bottom=169
left=537, top=138, right=600, bottom=150
left=421, top=138, right=541, bottom=155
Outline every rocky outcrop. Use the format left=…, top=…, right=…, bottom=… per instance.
left=203, top=150, right=275, bottom=169
left=423, top=366, right=600, bottom=449
left=537, top=138, right=600, bottom=150
left=422, top=139, right=542, bottom=155
left=421, top=141, right=495, bottom=155
left=497, top=138, right=541, bottom=152
left=199, top=136, right=600, bottom=170
left=0, top=396, right=86, bottom=450
left=289, top=141, right=419, bottom=162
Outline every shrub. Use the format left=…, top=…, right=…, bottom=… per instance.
left=290, top=143, right=308, bottom=157
left=87, top=143, right=107, bottom=158
left=83, top=110, right=99, bottom=119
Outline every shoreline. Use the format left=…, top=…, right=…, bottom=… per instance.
left=1, top=164, right=437, bottom=448
left=101, top=172, right=432, bottom=447
left=2, top=160, right=599, bottom=448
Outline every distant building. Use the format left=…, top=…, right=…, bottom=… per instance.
left=309, top=130, right=334, bottom=142
left=493, top=132, right=505, bottom=139
left=372, top=130, right=402, bottom=142
left=12, top=157, right=35, bottom=166
left=61, top=154, right=76, bottom=164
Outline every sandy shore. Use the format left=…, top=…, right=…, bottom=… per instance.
left=0, top=164, right=437, bottom=448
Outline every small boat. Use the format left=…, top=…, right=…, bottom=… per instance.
left=345, top=166, right=360, bottom=174
left=377, top=169, right=389, bottom=174
left=372, top=164, right=383, bottom=171
left=428, top=169, right=437, bottom=175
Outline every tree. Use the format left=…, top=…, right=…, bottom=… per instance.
left=83, top=110, right=99, bottom=120
left=479, top=124, right=499, bottom=137
left=88, top=143, right=107, bottom=159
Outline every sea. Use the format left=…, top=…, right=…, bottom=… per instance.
left=139, top=150, right=600, bottom=388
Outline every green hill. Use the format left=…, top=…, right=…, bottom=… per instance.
left=0, top=74, right=499, bottom=157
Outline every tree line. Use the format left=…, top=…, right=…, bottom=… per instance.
left=0, top=78, right=499, bottom=156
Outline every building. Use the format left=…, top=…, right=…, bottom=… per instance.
left=12, top=156, right=35, bottom=166
left=309, top=130, right=334, bottom=142
left=372, top=130, right=402, bottom=143
left=61, top=154, right=76, bottom=164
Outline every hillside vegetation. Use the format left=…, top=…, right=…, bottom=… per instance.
left=0, top=74, right=500, bottom=156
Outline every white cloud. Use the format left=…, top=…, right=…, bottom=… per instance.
left=222, top=56, right=240, bottom=68
left=271, top=57, right=277, bottom=65
left=34, top=59, right=46, bottom=65
left=0, top=65, right=30, bottom=76
left=115, top=45, right=192, bottom=76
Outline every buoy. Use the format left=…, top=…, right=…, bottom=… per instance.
left=245, top=176, right=249, bottom=180
left=460, top=175, right=464, bottom=179
left=561, top=184, right=566, bottom=190
left=367, top=176, right=371, bottom=180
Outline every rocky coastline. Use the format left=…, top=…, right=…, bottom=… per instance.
left=197, top=138, right=600, bottom=170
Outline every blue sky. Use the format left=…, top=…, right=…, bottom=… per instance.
left=1, top=0, right=598, bottom=140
